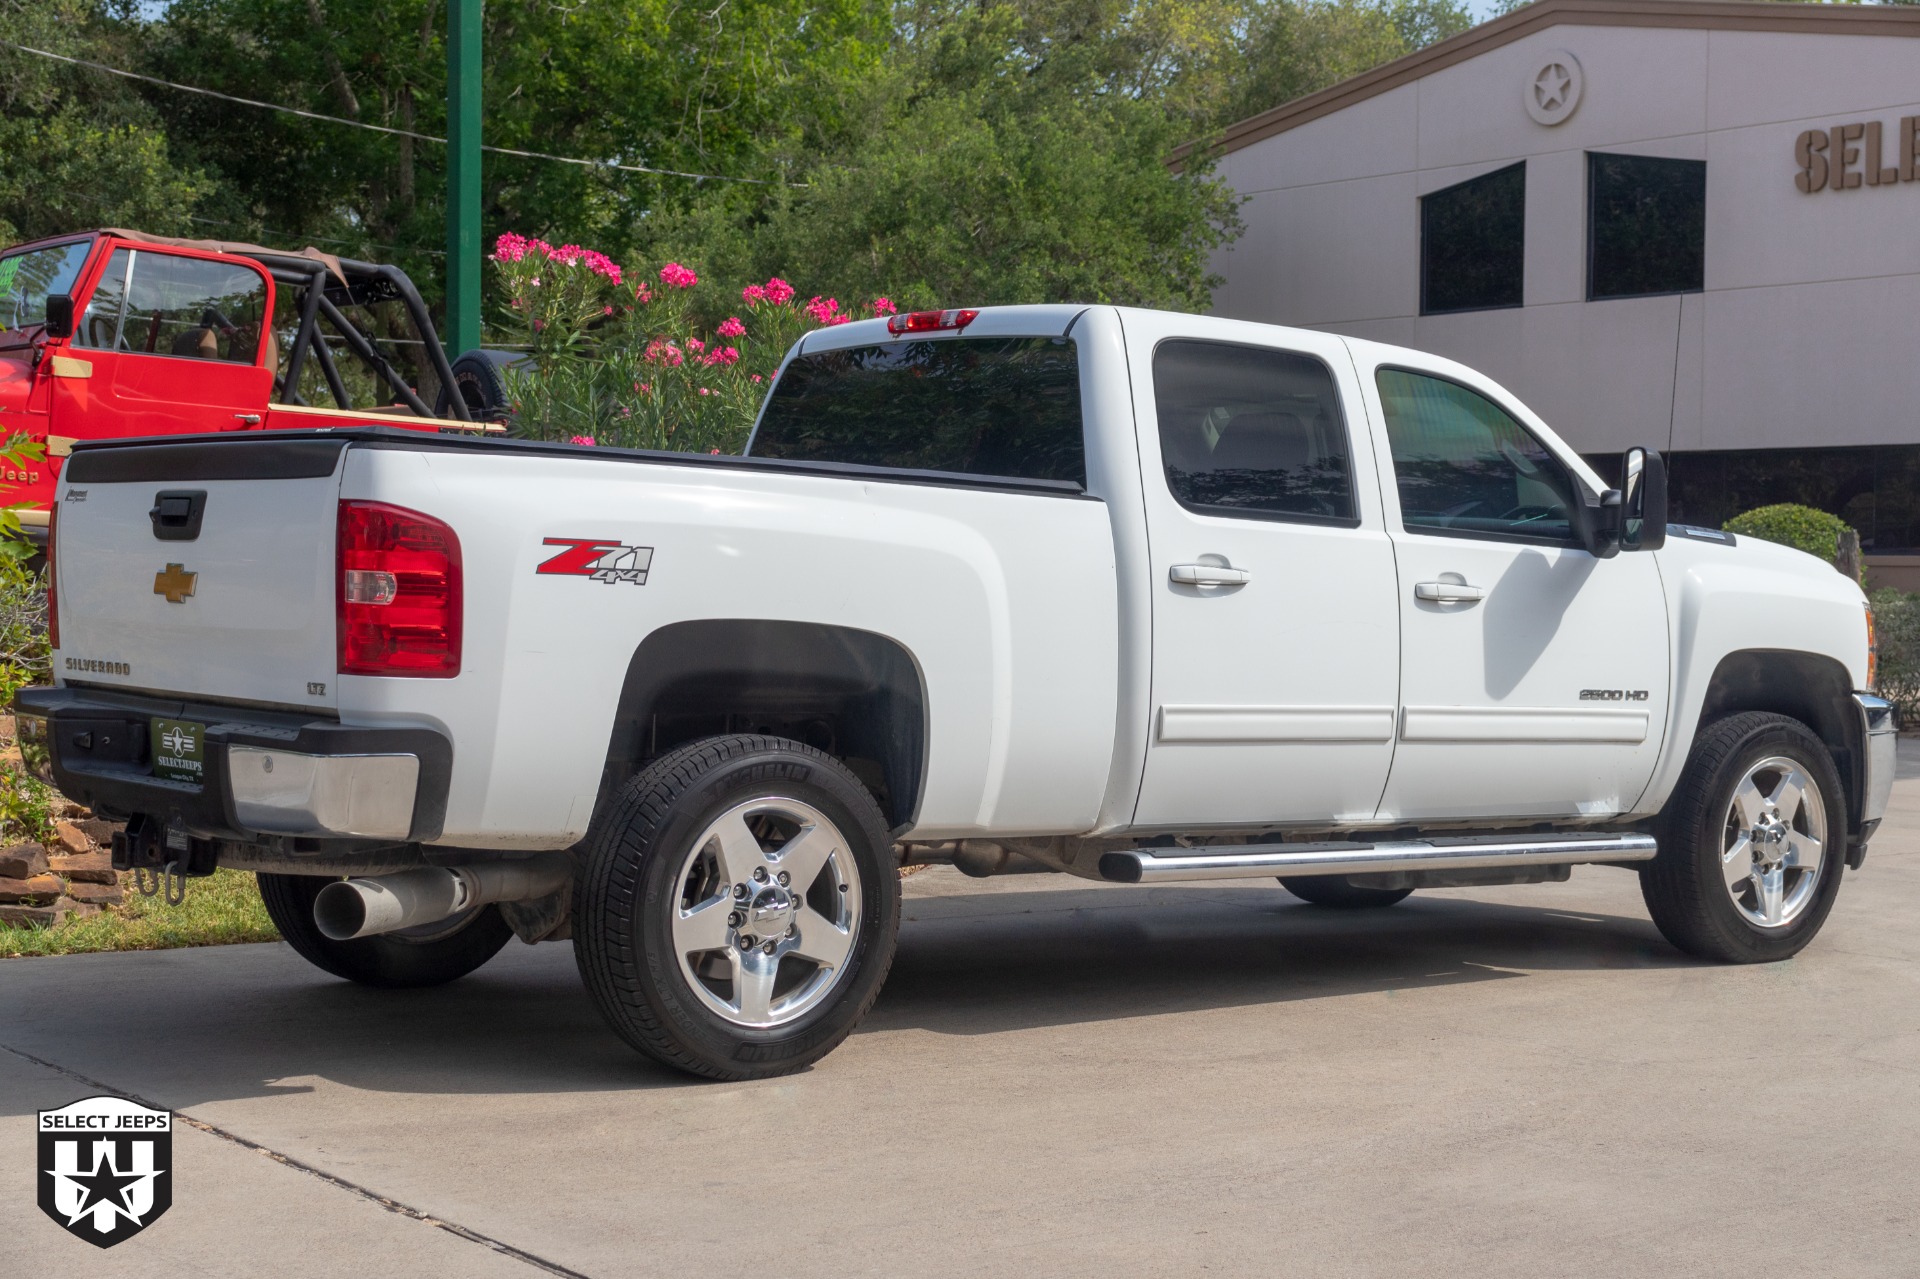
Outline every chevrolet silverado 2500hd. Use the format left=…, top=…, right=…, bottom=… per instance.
left=21, top=305, right=1895, bottom=1080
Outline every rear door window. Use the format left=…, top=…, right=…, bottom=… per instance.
left=751, top=337, right=1084, bottom=484
left=1152, top=339, right=1357, bottom=524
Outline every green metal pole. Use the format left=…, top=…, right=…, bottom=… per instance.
left=445, top=0, right=482, bottom=357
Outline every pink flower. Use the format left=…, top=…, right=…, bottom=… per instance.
left=750, top=374, right=763, bottom=383
left=717, top=316, right=746, bottom=338
left=763, top=277, right=795, bottom=305
left=636, top=283, right=652, bottom=303
left=659, top=262, right=699, bottom=289
left=603, top=305, right=614, bottom=315
left=698, top=387, right=711, bottom=396
left=709, top=447, right=721, bottom=454
left=741, top=284, right=767, bottom=304
left=872, top=296, right=897, bottom=315
left=492, top=232, right=531, bottom=262
left=532, top=319, right=545, bottom=332
left=686, top=337, right=706, bottom=353
left=569, top=435, right=596, bottom=446
left=644, top=338, right=684, bottom=366
left=804, top=295, right=841, bottom=324
left=701, top=345, right=740, bottom=367
left=530, top=277, right=542, bottom=287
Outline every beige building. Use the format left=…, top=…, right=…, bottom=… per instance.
left=1204, top=0, right=1920, bottom=564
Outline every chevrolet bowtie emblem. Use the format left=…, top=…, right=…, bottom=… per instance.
left=153, top=563, right=197, bottom=604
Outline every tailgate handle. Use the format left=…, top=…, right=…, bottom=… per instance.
left=150, top=490, right=207, bottom=542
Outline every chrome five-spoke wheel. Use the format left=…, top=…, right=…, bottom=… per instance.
left=671, top=797, right=863, bottom=1029
left=576, top=734, right=901, bottom=1077
left=1720, top=755, right=1825, bottom=929
left=1642, top=711, right=1847, bottom=964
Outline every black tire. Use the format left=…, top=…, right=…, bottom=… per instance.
left=1279, top=876, right=1415, bottom=908
left=1640, top=712, right=1847, bottom=963
left=434, top=348, right=527, bottom=424
left=256, top=872, right=513, bottom=988
left=573, top=735, right=900, bottom=1081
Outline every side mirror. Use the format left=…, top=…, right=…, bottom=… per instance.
left=1619, top=446, right=1667, bottom=551
left=44, top=293, right=75, bottom=339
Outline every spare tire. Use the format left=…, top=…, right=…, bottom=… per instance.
left=436, top=348, right=529, bottom=426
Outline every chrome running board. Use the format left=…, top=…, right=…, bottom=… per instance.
left=1098, top=832, right=1658, bottom=885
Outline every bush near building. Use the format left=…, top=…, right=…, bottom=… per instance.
left=1723, top=503, right=1856, bottom=566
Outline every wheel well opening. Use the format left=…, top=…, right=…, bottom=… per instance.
left=596, top=620, right=927, bottom=831
left=1698, top=649, right=1862, bottom=829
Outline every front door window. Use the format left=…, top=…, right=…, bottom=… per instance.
left=1376, top=367, right=1578, bottom=544
left=77, top=250, right=268, bottom=364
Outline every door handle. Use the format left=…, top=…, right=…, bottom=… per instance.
left=233, top=414, right=262, bottom=426
left=1415, top=581, right=1486, bottom=603
left=1171, top=563, right=1251, bottom=587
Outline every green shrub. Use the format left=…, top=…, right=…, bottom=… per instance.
left=1723, top=504, right=1855, bottom=566
left=1869, top=588, right=1920, bottom=717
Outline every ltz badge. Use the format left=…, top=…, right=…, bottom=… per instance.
left=38, top=1096, right=173, bottom=1248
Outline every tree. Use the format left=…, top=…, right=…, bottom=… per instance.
left=652, top=0, right=1247, bottom=310
left=0, top=0, right=213, bottom=244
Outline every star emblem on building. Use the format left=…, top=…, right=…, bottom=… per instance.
left=1534, top=63, right=1572, bottom=110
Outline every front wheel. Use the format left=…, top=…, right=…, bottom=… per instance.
left=573, top=735, right=900, bottom=1080
left=257, top=872, right=513, bottom=988
left=1640, top=712, right=1846, bottom=963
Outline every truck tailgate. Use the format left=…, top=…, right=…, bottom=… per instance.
left=54, top=438, right=344, bottom=709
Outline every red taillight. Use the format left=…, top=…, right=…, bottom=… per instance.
left=336, top=501, right=462, bottom=677
left=46, top=501, right=58, bottom=651
left=886, top=308, right=980, bottom=335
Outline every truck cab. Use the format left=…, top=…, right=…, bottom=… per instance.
left=0, top=229, right=489, bottom=534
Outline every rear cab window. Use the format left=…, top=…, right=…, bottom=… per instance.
left=749, top=336, right=1085, bottom=485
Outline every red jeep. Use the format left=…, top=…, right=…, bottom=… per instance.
left=0, top=229, right=508, bottom=535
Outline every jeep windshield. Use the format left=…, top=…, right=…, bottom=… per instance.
left=0, top=237, right=94, bottom=348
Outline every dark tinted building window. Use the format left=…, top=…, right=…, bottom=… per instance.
left=752, top=337, right=1083, bottom=484
left=1588, top=153, right=1706, bottom=299
left=1420, top=162, right=1525, bottom=315
left=1153, top=340, right=1355, bottom=524
left=1625, top=444, right=1920, bottom=553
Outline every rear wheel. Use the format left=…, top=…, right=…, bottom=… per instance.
left=1280, top=876, right=1414, bottom=908
left=257, top=872, right=513, bottom=988
left=1640, top=712, right=1846, bottom=963
left=573, top=735, right=899, bottom=1080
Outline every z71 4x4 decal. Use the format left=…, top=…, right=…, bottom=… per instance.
left=537, top=538, right=654, bottom=586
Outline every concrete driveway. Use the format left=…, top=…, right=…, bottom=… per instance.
left=8, top=748, right=1920, bottom=1278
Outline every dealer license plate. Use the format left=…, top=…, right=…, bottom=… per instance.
left=150, top=718, right=207, bottom=783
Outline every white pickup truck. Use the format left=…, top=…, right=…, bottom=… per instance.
left=22, top=305, right=1896, bottom=1079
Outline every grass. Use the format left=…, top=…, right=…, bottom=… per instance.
left=0, top=868, right=280, bottom=958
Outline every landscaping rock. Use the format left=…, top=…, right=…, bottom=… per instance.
left=53, top=819, right=93, bottom=856
left=0, top=873, right=62, bottom=905
left=0, top=842, right=48, bottom=879
left=59, top=898, right=101, bottom=919
left=0, top=901, right=71, bottom=928
left=76, top=817, right=121, bottom=846
left=49, top=850, right=116, bottom=885
left=63, top=880, right=124, bottom=906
